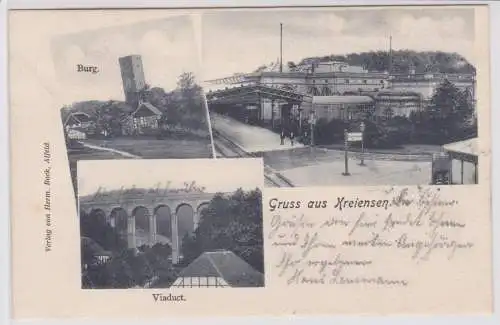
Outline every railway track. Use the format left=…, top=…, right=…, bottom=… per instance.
left=212, top=130, right=294, bottom=188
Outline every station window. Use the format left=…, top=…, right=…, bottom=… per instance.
left=384, top=108, right=394, bottom=120
left=345, top=79, right=350, bottom=84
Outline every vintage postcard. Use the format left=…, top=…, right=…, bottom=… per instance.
left=9, top=5, right=492, bottom=319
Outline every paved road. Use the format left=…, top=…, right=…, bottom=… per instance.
left=211, top=113, right=430, bottom=162
left=211, top=113, right=304, bottom=153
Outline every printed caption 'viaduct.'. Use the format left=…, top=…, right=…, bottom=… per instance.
left=79, top=191, right=228, bottom=264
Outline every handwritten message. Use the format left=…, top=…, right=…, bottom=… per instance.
left=267, top=187, right=473, bottom=287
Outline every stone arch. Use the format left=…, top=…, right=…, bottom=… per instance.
left=176, top=203, right=195, bottom=241
left=196, top=202, right=210, bottom=223
left=132, top=206, right=151, bottom=248
left=132, top=206, right=151, bottom=232
left=88, top=208, right=107, bottom=224
left=78, top=207, right=91, bottom=218
left=154, top=204, right=173, bottom=242
left=110, top=207, right=128, bottom=233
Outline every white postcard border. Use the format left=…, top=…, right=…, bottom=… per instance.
left=2, top=1, right=499, bottom=325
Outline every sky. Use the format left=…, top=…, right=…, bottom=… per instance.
left=201, top=7, right=476, bottom=81
left=51, top=14, right=202, bottom=104
left=77, top=158, right=264, bottom=197
left=43, top=7, right=477, bottom=104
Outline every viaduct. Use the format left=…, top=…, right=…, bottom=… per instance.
left=79, top=191, right=228, bottom=264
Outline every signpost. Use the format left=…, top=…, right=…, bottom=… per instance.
left=343, top=122, right=366, bottom=176
left=271, top=100, right=275, bottom=129
left=346, top=132, right=362, bottom=142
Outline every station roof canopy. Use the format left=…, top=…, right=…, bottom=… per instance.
left=205, top=84, right=311, bottom=105
left=443, top=138, right=478, bottom=156
left=442, top=137, right=479, bottom=163
left=312, top=95, right=374, bottom=105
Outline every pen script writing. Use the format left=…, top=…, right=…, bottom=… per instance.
left=268, top=187, right=473, bottom=287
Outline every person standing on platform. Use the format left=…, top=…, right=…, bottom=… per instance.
left=280, top=129, right=285, bottom=145
left=290, top=131, right=295, bottom=146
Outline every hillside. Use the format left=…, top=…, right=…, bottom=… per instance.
left=296, top=50, right=475, bottom=74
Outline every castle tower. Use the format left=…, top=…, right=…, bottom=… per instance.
left=119, top=55, right=146, bottom=107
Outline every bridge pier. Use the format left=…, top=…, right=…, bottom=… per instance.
left=149, top=213, right=157, bottom=245
left=79, top=192, right=223, bottom=263
left=127, top=214, right=136, bottom=249
left=193, top=212, right=199, bottom=229
left=171, top=213, right=180, bottom=264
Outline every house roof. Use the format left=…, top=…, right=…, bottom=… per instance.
left=312, top=95, right=374, bottom=105
left=442, top=138, right=478, bottom=156
left=177, top=250, right=264, bottom=287
left=132, top=101, right=162, bottom=116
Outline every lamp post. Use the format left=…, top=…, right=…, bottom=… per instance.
left=359, top=121, right=366, bottom=166
left=342, top=129, right=350, bottom=176
left=271, top=100, right=275, bottom=130
left=298, top=106, right=303, bottom=135
left=309, top=112, right=316, bottom=146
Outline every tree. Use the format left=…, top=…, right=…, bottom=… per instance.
left=80, top=209, right=127, bottom=253
left=295, top=50, right=475, bottom=74
left=313, top=118, right=348, bottom=145
left=94, top=101, right=132, bottom=137
left=429, top=79, right=463, bottom=118
left=180, top=188, right=264, bottom=273
left=426, top=79, right=475, bottom=142
left=177, top=72, right=196, bottom=91
left=166, top=72, right=207, bottom=131
left=82, top=241, right=178, bottom=289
